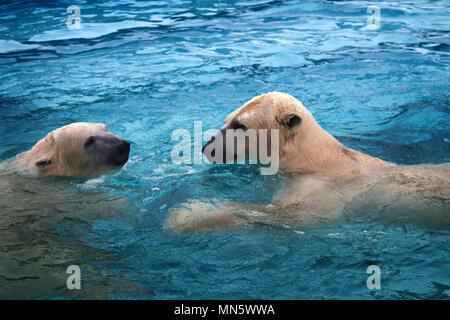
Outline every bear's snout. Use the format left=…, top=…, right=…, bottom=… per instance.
left=87, top=135, right=130, bottom=167
left=109, top=138, right=130, bottom=166
left=117, top=139, right=131, bottom=155
left=202, top=128, right=229, bottom=164
left=202, top=136, right=214, bottom=154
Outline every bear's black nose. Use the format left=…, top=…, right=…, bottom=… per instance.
left=202, top=138, right=212, bottom=154
left=107, top=139, right=130, bottom=166
left=118, top=140, right=130, bottom=155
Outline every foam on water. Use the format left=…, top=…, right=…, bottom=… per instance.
left=0, top=39, right=40, bottom=53
left=29, top=20, right=157, bottom=42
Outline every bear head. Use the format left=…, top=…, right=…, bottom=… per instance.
left=202, top=92, right=342, bottom=174
left=25, top=122, right=130, bottom=177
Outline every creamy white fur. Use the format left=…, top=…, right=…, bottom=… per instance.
left=167, top=92, right=450, bottom=232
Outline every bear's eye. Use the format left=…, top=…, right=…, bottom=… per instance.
left=230, top=121, right=247, bottom=131
left=284, top=114, right=301, bottom=129
left=35, top=159, right=52, bottom=167
left=84, top=136, right=96, bottom=148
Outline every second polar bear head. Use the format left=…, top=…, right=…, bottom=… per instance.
left=23, top=122, right=130, bottom=177
left=202, top=91, right=342, bottom=174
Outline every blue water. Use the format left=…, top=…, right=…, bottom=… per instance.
left=0, top=0, right=449, bottom=299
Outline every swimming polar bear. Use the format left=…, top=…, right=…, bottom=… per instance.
left=167, top=92, right=450, bottom=232
left=0, top=123, right=131, bottom=298
left=0, top=122, right=130, bottom=177
left=0, top=122, right=131, bottom=227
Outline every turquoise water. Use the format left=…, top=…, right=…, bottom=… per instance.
left=0, top=0, right=449, bottom=299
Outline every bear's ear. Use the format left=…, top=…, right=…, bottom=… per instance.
left=35, top=158, right=52, bottom=169
left=44, top=131, right=56, bottom=144
left=282, top=114, right=302, bottom=129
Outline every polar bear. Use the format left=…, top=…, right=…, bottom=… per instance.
left=0, top=122, right=130, bottom=177
left=0, top=123, right=131, bottom=296
left=167, top=92, right=450, bottom=232
left=0, top=122, right=131, bottom=217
